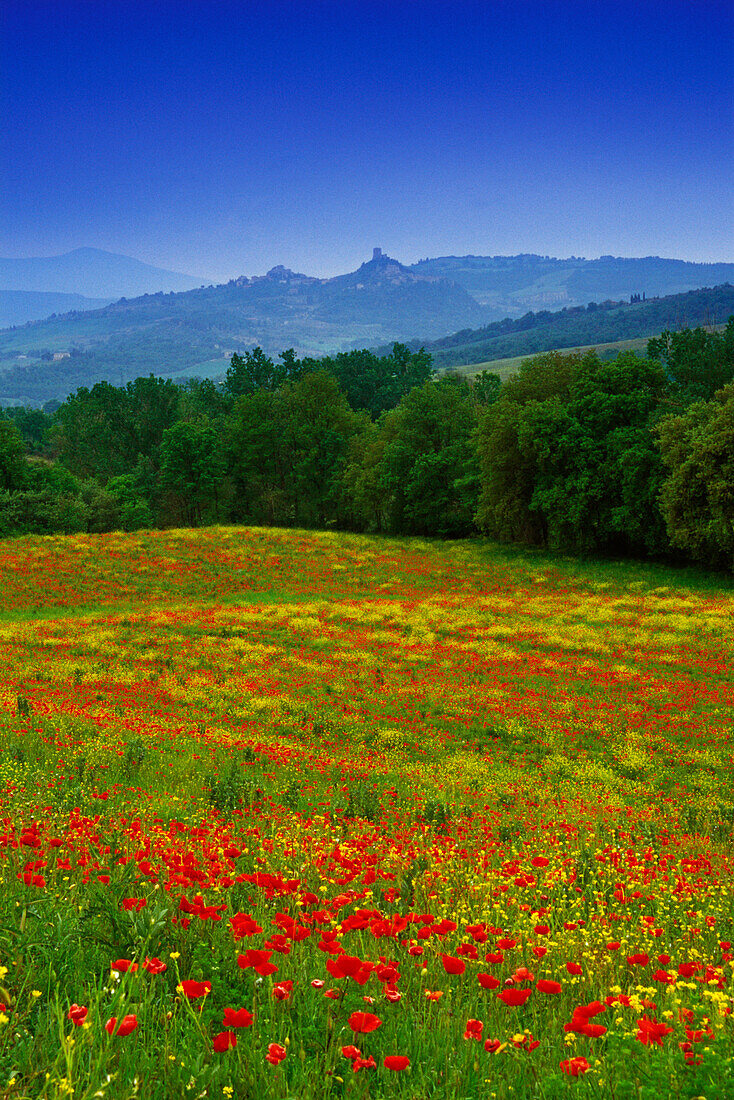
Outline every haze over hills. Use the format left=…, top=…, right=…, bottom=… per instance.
left=1, top=248, right=732, bottom=405
left=0, top=248, right=204, bottom=300
left=410, top=255, right=734, bottom=314
left=0, top=290, right=115, bottom=328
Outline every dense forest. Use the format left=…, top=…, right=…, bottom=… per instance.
left=1, top=322, right=733, bottom=570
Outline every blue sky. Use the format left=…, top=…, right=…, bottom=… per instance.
left=2, top=0, right=732, bottom=279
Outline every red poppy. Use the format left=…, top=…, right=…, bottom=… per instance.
left=212, top=1031, right=237, bottom=1053
left=497, top=988, right=532, bottom=1007
left=265, top=1042, right=287, bottom=1065
left=67, top=1004, right=88, bottom=1026
left=112, top=959, right=138, bottom=974
left=384, top=1056, right=410, bottom=1071
left=143, top=956, right=167, bottom=974
left=477, top=973, right=500, bottom=989
left=636, top=1015, right=674, bottom=1047
left=536, top=979, right=562, bottom=994
left=561, top=1056, right=590, bottom=1076
left=348, top=1011, right=382, bottom=1033
left=341, top=1045, right=361, bottom=1059
left=464, top=1018, right=483, bottom=1040
left=484, top=1038, right=503, bottom=1054
left=531, top=856, right=550, bottom=868
left=223, top=1007, right=254, bottom=1028
left=179, top=980, right=211, bottom=999
left=513, top=967, right=534, bottom=983
left=273, top=980, right=293, bottom=1001
left=353, top=1055, right=377, bottom=1071
left=237, top=950, right=279, bottom=977
left=441, top=955, right=465, bottom=975
left=626, top=952, right=650, bottom=967
left=566, top=962, right=583, bottom=975
left=105, top=1014, right=138, bottom=1037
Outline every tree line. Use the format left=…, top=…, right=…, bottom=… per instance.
left=1, top=325, right=733, bottom=571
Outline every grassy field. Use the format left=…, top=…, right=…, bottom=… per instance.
left=448, top=323, right=729, bottom=380
left=447, top=337, right=653, bottom=381
left=0, top=527, right=732, bottom=1099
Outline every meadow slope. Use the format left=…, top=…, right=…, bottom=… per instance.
left=0, top=527, right=732, bottom=1099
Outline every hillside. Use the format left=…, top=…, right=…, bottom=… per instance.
left=422, top=284, right=734, bottom=371
left=1, top=250, right=733, bottom=406
left=0, top=252, right=486, bottom=404
left=0, top=248, right=204, bottom=299
left=410, top=254, right=734, bottom=314
left=0, top=289, right=114, bottom=328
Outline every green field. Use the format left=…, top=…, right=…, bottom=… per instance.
left=0, top=526, right=732, bottom=1098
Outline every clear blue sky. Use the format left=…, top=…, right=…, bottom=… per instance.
left=2, top=0, right=732, bottom=280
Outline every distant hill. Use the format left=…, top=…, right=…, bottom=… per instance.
left=0, top=248, right=204, bottom=298
left=0, top=290, right=114, bottom=328
left=409, top=254, right=734, bottom=316
left=1, top=248, right=733, bottom=406
left=419, top=284, right=734, bottom=371
left=0, top=251, right=486, bottom=404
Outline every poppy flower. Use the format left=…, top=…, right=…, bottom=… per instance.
left=497, top=988, right=532, bottom=1007
left=67, top=1004, right=88, bottom=1026
left=212, top=1031, right=237, bottom=1052
left=484, top=1038, right=504, bottom=1054
left=566, top=962, right=583, bottom=975
left=464, top=1018, right=483, bottom=1040
left=384, top=1056, right=410, bottom=1071
left=636, top=1015, right=674, bottom=1047
left=478, top=973, right=500, bottom=990
left=179, top=980, right=211, bottom=999
left=105, top=1014, right=138, bottom=1037
left=626, top=952, right=649, bottom=967
left=112, top=959, right=138, bottom=974
left=273, top=980, right=293, bottom=1001
left=424, top=990, right=443, bottom=1001
left=512, top=967, right=534, bottom=983
left=348, top=1011, right=382, bottom=1033
left=441, top=955, right=465, bottom=975
left=223, top=1007, right=254, bottom=1028
left=531, top=856, right=549, bottom=868
left=143, top=957, right=167, bottom=974
left=353, top=1055, right=377, bottom=1071
left=536, top=979, right=562, bottom=994
left=560, top=1056, right=590, bottom=1076
left=265, top=1042, right=287, bottom=1065
left=237, top=950, right=278, bottom=977
left=341, top=1045, right=361, bottom=1059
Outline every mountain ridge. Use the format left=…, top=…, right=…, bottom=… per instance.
left=0, top=247, right=205, bottom=299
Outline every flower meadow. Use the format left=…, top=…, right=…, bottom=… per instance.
left=0, top=526, right=732, bottom=1100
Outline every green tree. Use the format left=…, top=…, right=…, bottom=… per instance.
left=656, top=383, right=734, bottom=569
left=647, top=318, right=734, bottom=403
left=0, top=420, right=28, bottom=491
left=159, top=420, right=224, bottom=526
left=350, top=376, right=478, bottom=536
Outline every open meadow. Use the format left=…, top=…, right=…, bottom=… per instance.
left=0, top=527, right=732, bottom=1099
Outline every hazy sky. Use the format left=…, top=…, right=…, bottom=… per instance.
left=2, top=0, right=732, bottom=281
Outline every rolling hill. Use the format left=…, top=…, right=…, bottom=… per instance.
left=0, top=248, right=205, bottom=300
left=0, top=251, right=486, bottom=404
left=1, top=249, right=732, bottom=406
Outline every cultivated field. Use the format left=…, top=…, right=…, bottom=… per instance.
left=0, top=528, right=732, bottom=1099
